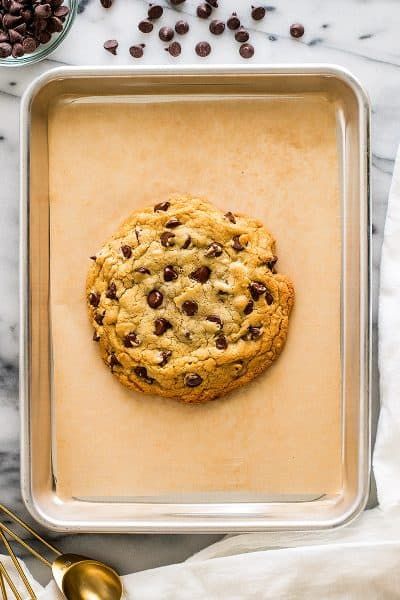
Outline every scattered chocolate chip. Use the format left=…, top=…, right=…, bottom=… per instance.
left=251, top=5, right=266, bottom=20
left=134, top=366, right=154, bottom=383
left=249, top=281, right=267, bottom=301
left=244, top=300, right=254, bottom=315
left=216, top=335, right=228, bottom=350
left=160, top=231, right=176, bottom=247
left=148, top=4, right=163, bottom=19
left=147, top=289, right=163, bottom=309
left=290, top=23, right=305, bottom=38
left=0, top=42, right=12, bottom=57
left=159, top=350, right=172, bottom=366
left=109, top=353, right=121, bottom=368
left=232, top=234, right=245, bottom=251
left=89, top=292, right=100, bottom=307
left=100, top=0, right=113, bottom=7
left=182, top=236, right=192, bottom=249
left=206, top=315, right=222, bottom=327
left=239, top=42, right=254, bottom=58
left=196, top=3, right=211, bottom=18
left=106, top=281, right=117, bottom=300
left=265, top=292, right=274, bottom=305
left=269, top=34, right=277, bottom=41
left=170, top=0, right=186, bottom=4
left=184, top=373, right=203, bottom=387
left=175, top=20, right=189, bottom=34
left=166, top=41, right=181, bottom=56
left=90, top=255, right=97, bottom=261
left=124, top=332, right=140, bottom=348
left=154, top=318, right=172, bottom=336
left=206, top=0, right=218, bottom=6
left=209, top=19, right=225, bottom=35
left=165, top=218, right=181, bottom=228
left=195, top=41, right=211, bottom=56
left=205, top=242, right=223, bottom=257
left=22, top=36, right=37, bottom=53
left=121, top=244, right=132, bottom=259
left=154, top=201, right=170, bottom=212
left=225, top=211, right=236, bottom=224
left=163, top=265, right=178, bottom=282
left=227, top=12, right=240, bottom=29
left=235, top=28, right=249, bottom=42
left=182, top=300, right=198, bottom=316
left=129, top=44, right=145, bottom=58
left=135, top=266, right=151, bottom=275
left=95, top=312, right=105, bottom=325
left=159, top=26, right=174, bottom=41
left=243, top=326, right=262, bottom=340
left=138, top=20, right=153, bottom=33
left=190, top=265, right=211, bottom=283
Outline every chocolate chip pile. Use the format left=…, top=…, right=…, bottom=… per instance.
left=0, top=0, right=70, bottom=59
left=102, top=1, right=305, bottom=61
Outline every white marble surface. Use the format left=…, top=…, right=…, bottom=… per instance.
left=0, top=0, right=396, bottom=587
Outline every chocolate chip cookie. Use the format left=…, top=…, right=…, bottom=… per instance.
left=87, top=195, right=294, bottom=403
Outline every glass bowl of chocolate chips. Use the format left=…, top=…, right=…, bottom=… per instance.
left=0, top=0, right=77, bottom=66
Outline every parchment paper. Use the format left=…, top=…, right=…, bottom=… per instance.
left=48, top=93, right=341, bottom=499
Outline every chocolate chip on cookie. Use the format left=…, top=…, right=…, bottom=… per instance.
left=266, top=256, right=278, bottom=271
left=206, top=315, right=223, bottom=327
left=232, top=235, right=245, bottom=251
left=159, top=350, right=172, bottom=366
left=266, top=292, right=274, bottom=305
left=124, top=332, right=140, bottom=348
left=154, top=201, right=170, bottom=212
left=225, top=211, right=236, bottom=224
left=249, top=281, right=267, bottom=301
left=147, top=289, right=163, bottom=309
left=106, top=282, right=118, bottom=300
left=216, top=335, right=228, bottom=349
left=184, top=373, right=203, bottom=387
left=134, top=366, right=154, bottom=384
left=160, top=231, right=175, bottom=247
left=109, top=353, right=121, bottom=368
left=243, top=326, right=262, bottom=340
left=94, top=312, right=105, bottom=325
left=163, top=265, right=179, bottom=282
left=93, top=332, right=100, bottom=342
left=165, top=218, right=181, bottom=228
left=205, top=242, right=223, bottom=257
left=89, top=292, right=100, bottom=307
left=182, top=300, right=198, bottom=316
left=182, top=236, right=192, bottom=249
left=121, top=245, right=132, bottom=259
left=135, top=266, right=151, bottom=275
left=244, top=300, right=254, bottom=315
left=190, top=265, right=211, bottom=283
left=154, top=318, right=172, bottom=335
left=90, top=255, right=97, bottom=261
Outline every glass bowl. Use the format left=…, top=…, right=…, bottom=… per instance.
left=0, top=0, right=77, bottom=67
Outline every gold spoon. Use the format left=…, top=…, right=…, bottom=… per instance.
left=0, top=505, right=123, bottom=600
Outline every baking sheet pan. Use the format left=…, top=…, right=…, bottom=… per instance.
left=20, top=66, right=370, bottom=532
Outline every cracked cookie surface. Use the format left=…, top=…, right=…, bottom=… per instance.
left=86, top=195, right=294, bottom=403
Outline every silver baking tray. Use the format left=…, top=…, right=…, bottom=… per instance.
left=20, top=65, right=371, bottom=532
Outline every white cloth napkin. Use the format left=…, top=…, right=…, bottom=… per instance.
left=9, top=149, right=397, bottom=598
